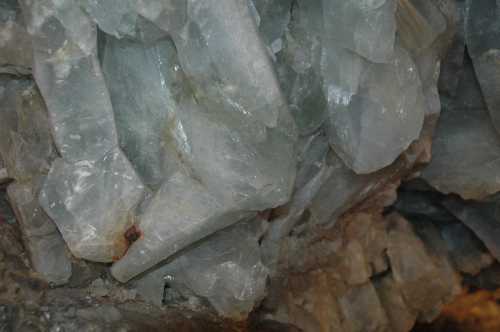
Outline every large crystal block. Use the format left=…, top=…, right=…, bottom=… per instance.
left=325, top=46, right=425, bottom=174
left=173, top=0, right=287, bottom=130
left=136, top=219, right=268, bottom=319
left=322, top=0, right=396, bottom=63
left=111, top=171, right=254, bottom=282
left=169, top=97, right=296, bottom=211
left=40, top=148, right=145, bottom=262
left=102, top=36, right=179, bottom=189
left=20, top=0, right=118, bottom=162
left=8, top=181, right=72, bottom=285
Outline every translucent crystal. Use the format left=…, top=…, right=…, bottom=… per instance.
left=20, top=0, right=118, bottom=162
left=40, top=148, right=145, bottom=262
left=322, top=0, right=396, bottom=63
left=276, top=0, right=327, bottom=135
left=102, top=36, right=179, bottom=189
left=169, top=97, right=296, bottom=211
left=252, top=0, right=293, bottom=49
left=111, top=171, right=254, bottom=282
left=325, top=46, right=425, bottom=174
left=136, top=0, right=186, bottom=35
left=79, top=0, right=137, bottom=38
left=173, top=0, right=287, bottom=129
left=136, top=219, right=268, bottom=319
left=8, top=181, right=72, bottom=285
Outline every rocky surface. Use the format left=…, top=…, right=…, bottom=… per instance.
left=2, top=0, right=500, bottom=331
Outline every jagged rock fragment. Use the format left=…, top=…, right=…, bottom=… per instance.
left=386, top=214, right=459, bottom=317
left=422, top=56, right=500, bottom=199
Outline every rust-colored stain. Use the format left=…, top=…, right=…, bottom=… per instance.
left=112, top=225, right=143, bottom=262
left=125, top=225, right=142, bottom=246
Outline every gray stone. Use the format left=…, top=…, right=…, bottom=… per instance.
left=443, top=196, right=500, bottom=263
left=465, top=0, right=500, bottom=135
left=0, top=0, right=32, bottom=75
left=441, top=222, right=495, bottom=275
left=422, top=57, right=500, bottom=200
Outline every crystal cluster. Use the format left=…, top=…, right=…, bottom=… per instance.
left=4, top=0, right=500, bottom=326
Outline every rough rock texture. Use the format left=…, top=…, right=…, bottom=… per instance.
left=0, top=0, right=31, bottom=75
left=0, top=77, right=71, bottom=285
left=422, top=56, right=500, bottom=200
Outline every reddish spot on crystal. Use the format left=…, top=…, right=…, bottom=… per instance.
left=124, top=225, right=142, bottom=246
